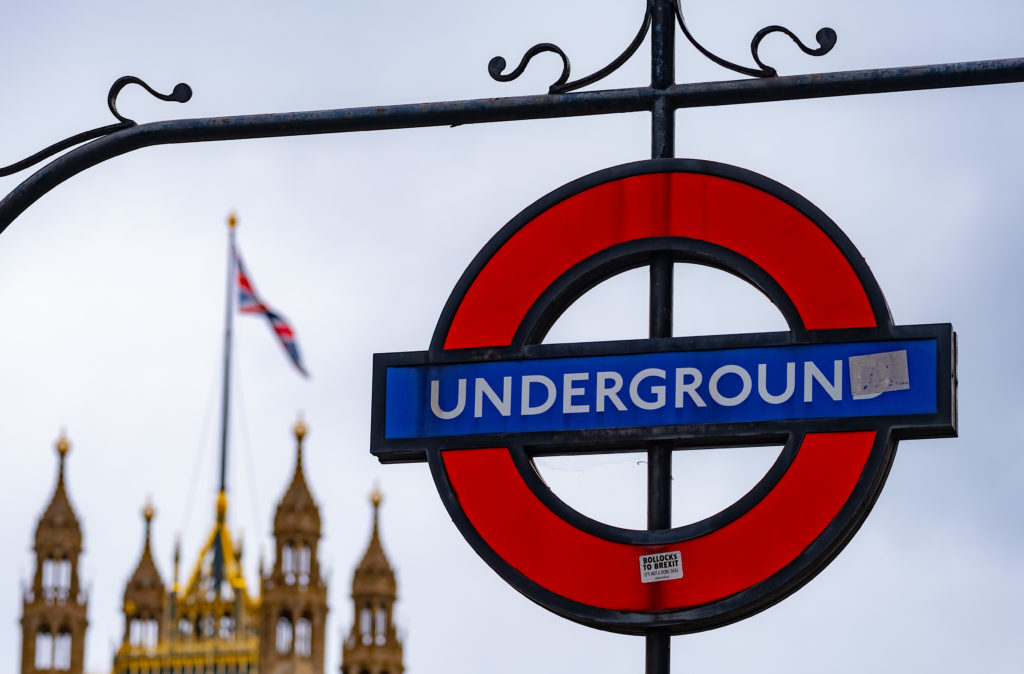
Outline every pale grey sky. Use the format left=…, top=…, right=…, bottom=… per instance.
left=1, top=1, right=1022, bottom=672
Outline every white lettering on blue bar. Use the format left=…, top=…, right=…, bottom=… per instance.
left=384, top=339, right=938, bottom=440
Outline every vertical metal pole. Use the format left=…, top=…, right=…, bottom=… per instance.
left=648, top=1, right=675, bottom=672
left=218, top=215, right=237, bottom=495
left=651, top=0, right=675, bottom=160
left=648, top=254, right=674, bottom=533
left=646, top=631, right=672, bottom=674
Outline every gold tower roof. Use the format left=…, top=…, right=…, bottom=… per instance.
left=181, top=491, right=252, bottom=604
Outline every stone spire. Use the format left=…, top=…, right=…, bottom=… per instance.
left=341, top=486, right=403, bottom=674
left=21, top=431, right=88, bottom=674
left=119, top=499, right=165, bottom=651
left=353, top=486, right=395, bottom=598
left=273, top=415, right=321, bottom=540
left=259, top=415, right=328, bottom=672
left=34, top=432, right=82, bottom=564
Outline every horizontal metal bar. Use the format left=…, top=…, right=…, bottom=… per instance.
left=3, top=56, right=1023, bottom=235
left=667, top=56, right=1024, bottom=108
left=0, top=87, right=653, bottom=234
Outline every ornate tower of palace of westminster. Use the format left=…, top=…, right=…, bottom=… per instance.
left=341, top=487, right=403, bottom=674
left=20, top=421, right=404, bottom=674
left=20, top=433, right=88, bottom=674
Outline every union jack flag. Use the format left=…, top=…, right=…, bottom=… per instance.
left=233, top=244, right=308, bottom=377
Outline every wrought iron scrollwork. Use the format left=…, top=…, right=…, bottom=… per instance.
left=487, top=1, right=837, bottom=93
left=675, top=3, right=836, bottom=78
left=489, top=2, right=653, bottom=94
left=106, top=76, right=193, bottom=124
left=489, top=43, right=572, bottom=92
left=1, top=76, right=191, bottom=177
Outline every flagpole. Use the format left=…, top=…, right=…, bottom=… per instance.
left=218, top=214, right=237, bottom=501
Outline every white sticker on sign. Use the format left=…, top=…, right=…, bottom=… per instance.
left=849, top=349, right=910, bottom=399
left=639, top=551, right=683, bottom=584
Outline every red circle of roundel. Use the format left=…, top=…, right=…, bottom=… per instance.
left=426, top=159, right=896, bottom=635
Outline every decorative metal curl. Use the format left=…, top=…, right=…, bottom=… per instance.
left=107, top=76, right=193, bottom=124
left=750, top=26, right=837, bottom=76
left=489, top=43, right=571, bottom=92
left=676, top=4, right=836, bottom=78
left=1, top=76, right=192, bottom=177
left=489, top=3, right=652, bottom=94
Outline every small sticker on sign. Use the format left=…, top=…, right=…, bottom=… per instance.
left=849, top=349, right=910, bottom=399
left=639, top=551, right=683, bottom=584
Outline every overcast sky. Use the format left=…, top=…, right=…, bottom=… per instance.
left=1, top=1, right=1022, bottom=672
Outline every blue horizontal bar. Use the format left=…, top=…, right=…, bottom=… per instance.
left=383, top=338, right=938, bottom=441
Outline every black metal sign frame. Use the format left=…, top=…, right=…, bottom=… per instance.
left=383, top=157, right=956, bottom=638
left=0, top=2, right=1005, bottom=672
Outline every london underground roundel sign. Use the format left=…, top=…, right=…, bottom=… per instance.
left=371, top=159, right=956, bottom=634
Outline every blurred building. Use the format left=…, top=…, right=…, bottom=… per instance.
left=20, top=433, right=87, bottom=673
left=339, top=489, right=403, bottom=674
left=19, top=421, right=403, bottom=674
